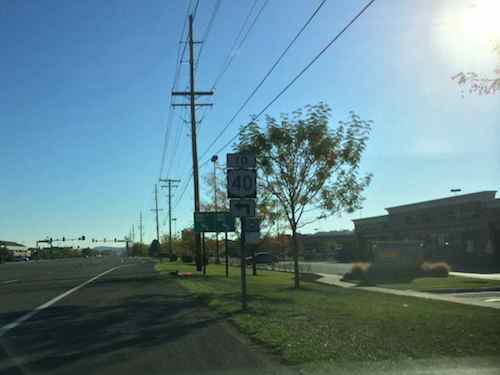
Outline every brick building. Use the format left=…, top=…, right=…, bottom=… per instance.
left=352, top=191, right=500, bottom=269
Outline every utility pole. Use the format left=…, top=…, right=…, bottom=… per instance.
left=151, top=184, right=163, bottom=242
left=139, top=211, right=144, bottom=244
left=132, top=225, right=135, bottom=243
left=160, top=178, right=180, bottom=257
left=172, top=14, right=213, bottom=272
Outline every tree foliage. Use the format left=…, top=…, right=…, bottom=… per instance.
left=202, top=165, right=228, bottom=212
left=237, top=102, right=372, bottom=287
left=452, top=41, right=500, bottom=95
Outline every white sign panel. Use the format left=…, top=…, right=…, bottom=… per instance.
left=227, top=169, right=257, bottom=198
left=230, top=199, right=256, bottom=218
left=227, top=152, right=256, bottom=169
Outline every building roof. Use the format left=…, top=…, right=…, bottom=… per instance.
left=352, top=214, right=389, bottom=224
left=0, top=240, right=25, bottom=248
left=385, top=191, right=497, bottom=214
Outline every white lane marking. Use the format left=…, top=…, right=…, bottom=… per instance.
left=0, top=265, right=125, bottom=337
left=1, top=280, right=19, bottom=285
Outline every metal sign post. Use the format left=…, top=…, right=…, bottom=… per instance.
left=240, top=217, right=247, bottom=309
left=227, top=151, right=257, bottom=310
left=202, top=232, right=206, bottom=276
left=225, top=231, right=229, bottom=278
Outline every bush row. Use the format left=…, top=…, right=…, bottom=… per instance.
left=342, top=261, right=450, bottom=283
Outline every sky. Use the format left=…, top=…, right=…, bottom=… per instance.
left=1, top=0, right=499, bottom=248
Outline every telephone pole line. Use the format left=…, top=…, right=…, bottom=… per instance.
left=151, top=184, right=163, bottom=242
left=160, top=178, right=181, bottom=257
left=138, top=211, right=144, bottom=244
left=172, top=14, right=213, bottom=271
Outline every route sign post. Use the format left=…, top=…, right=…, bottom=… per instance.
left=230, top=199, right=256, bottom=218
left=227, top=169, right=256, bottom=198
left=226, top=151, right=259, bottom=310
left=226, top=152, right=256, bottom=169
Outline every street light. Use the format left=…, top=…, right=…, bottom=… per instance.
left=211, top=155, right=220, bottom=264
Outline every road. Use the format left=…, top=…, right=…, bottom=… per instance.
left=0, top=257, right=289, bottom=375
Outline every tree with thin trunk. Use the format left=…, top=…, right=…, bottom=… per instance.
left=237, top=102, right=372, bottom=288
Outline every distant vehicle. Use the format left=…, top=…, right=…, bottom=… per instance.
left=246, top=252, right=275, bottom=265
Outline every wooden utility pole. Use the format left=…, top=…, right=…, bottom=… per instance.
left=160, top=178, right=180, bottom=257
left=151, top=184, right=163, bottom=242
left=172, top=14, right=213, bottom=272
left=138, top=211, right=144, bottom=244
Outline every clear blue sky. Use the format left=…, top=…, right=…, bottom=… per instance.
left=1, top=0, right=499, bottom=247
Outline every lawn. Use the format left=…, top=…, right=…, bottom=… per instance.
left=377, top=275, right=500, bottom=292
left=156, top=262, right=500, bottom=365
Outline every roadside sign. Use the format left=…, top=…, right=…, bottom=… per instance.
left=227, top=152, right=256, bottom=169
left=227, top=169, right=256, bottom=198
left=230, top=199, right=256, bottom=218
left=242, top=217, right=260, bottom=232
left=194, top=212, right=236, bottom=233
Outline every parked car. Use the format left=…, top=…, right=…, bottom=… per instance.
left=246, top=252, right=275, bottom=265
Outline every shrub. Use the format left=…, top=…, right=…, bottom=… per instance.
left=342, top=262, right=371, bottom=281
left=170, top=254, right=178, bottom=262
left=420, top=261, right=450, bottom=277
left=181, top=255, right=193, bottom=263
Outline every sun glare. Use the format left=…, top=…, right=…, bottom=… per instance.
left=434, top=0, right=500, bottom=70
left=458, top=0, right=500, bottom=41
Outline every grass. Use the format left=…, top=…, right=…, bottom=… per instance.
left=156, top=262, right=500, bottom=365
left=369, top=275, right=500, bottom=291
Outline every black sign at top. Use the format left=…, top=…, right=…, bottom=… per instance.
left=226, top=152, right=256, bottom=169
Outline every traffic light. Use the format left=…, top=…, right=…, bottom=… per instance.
left=79, top=235, right=86, bottom=241
left=114, top=238, right=117, bottom=243
left=62, top=237, right=66, bottom=242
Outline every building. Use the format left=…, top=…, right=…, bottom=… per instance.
left=352, top=191, right=500, bottom=269
left=0, top=240, right=31, bottom=261
left=298, top=231, right=357, bottom=261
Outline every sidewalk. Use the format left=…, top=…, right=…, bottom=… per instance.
left=316, top=273, right=500, bottom=310
left=450, top=271, right=500, bottom=281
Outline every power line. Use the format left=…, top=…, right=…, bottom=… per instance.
left=159, top=1, right=192, bottom=179
left=165, top=104, right=188, bottom=179
left=199, top=0, right=328, bottom=161
left=211, top=0, right=267, bottom=90
left=195, top=0, right=222, bottom=69
left=192, top=0, right=200, bottom=20
left=200, top=0, right=376, bottom=168
left=174, top=173, right=193, bottom=210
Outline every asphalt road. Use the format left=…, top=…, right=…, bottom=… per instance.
left=0, top=257, right=289, bottom=375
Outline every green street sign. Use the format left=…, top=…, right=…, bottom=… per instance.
left=194, top=212, right=236, bottom=233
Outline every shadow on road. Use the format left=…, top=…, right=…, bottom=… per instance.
left=0, top=277, right=225, bottom=374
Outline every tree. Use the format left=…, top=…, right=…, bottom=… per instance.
left=452, top=41, right=500, bottom=95
left=0, top=244, right=7, bottom=263
left=202, top=167, right=228, bottom=212
left=237, top=103, right=372, bottom=288
left=149, top=239, right=160, bottom=258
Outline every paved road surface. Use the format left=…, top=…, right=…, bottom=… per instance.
left=0, top=257, right=289, bottom=375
